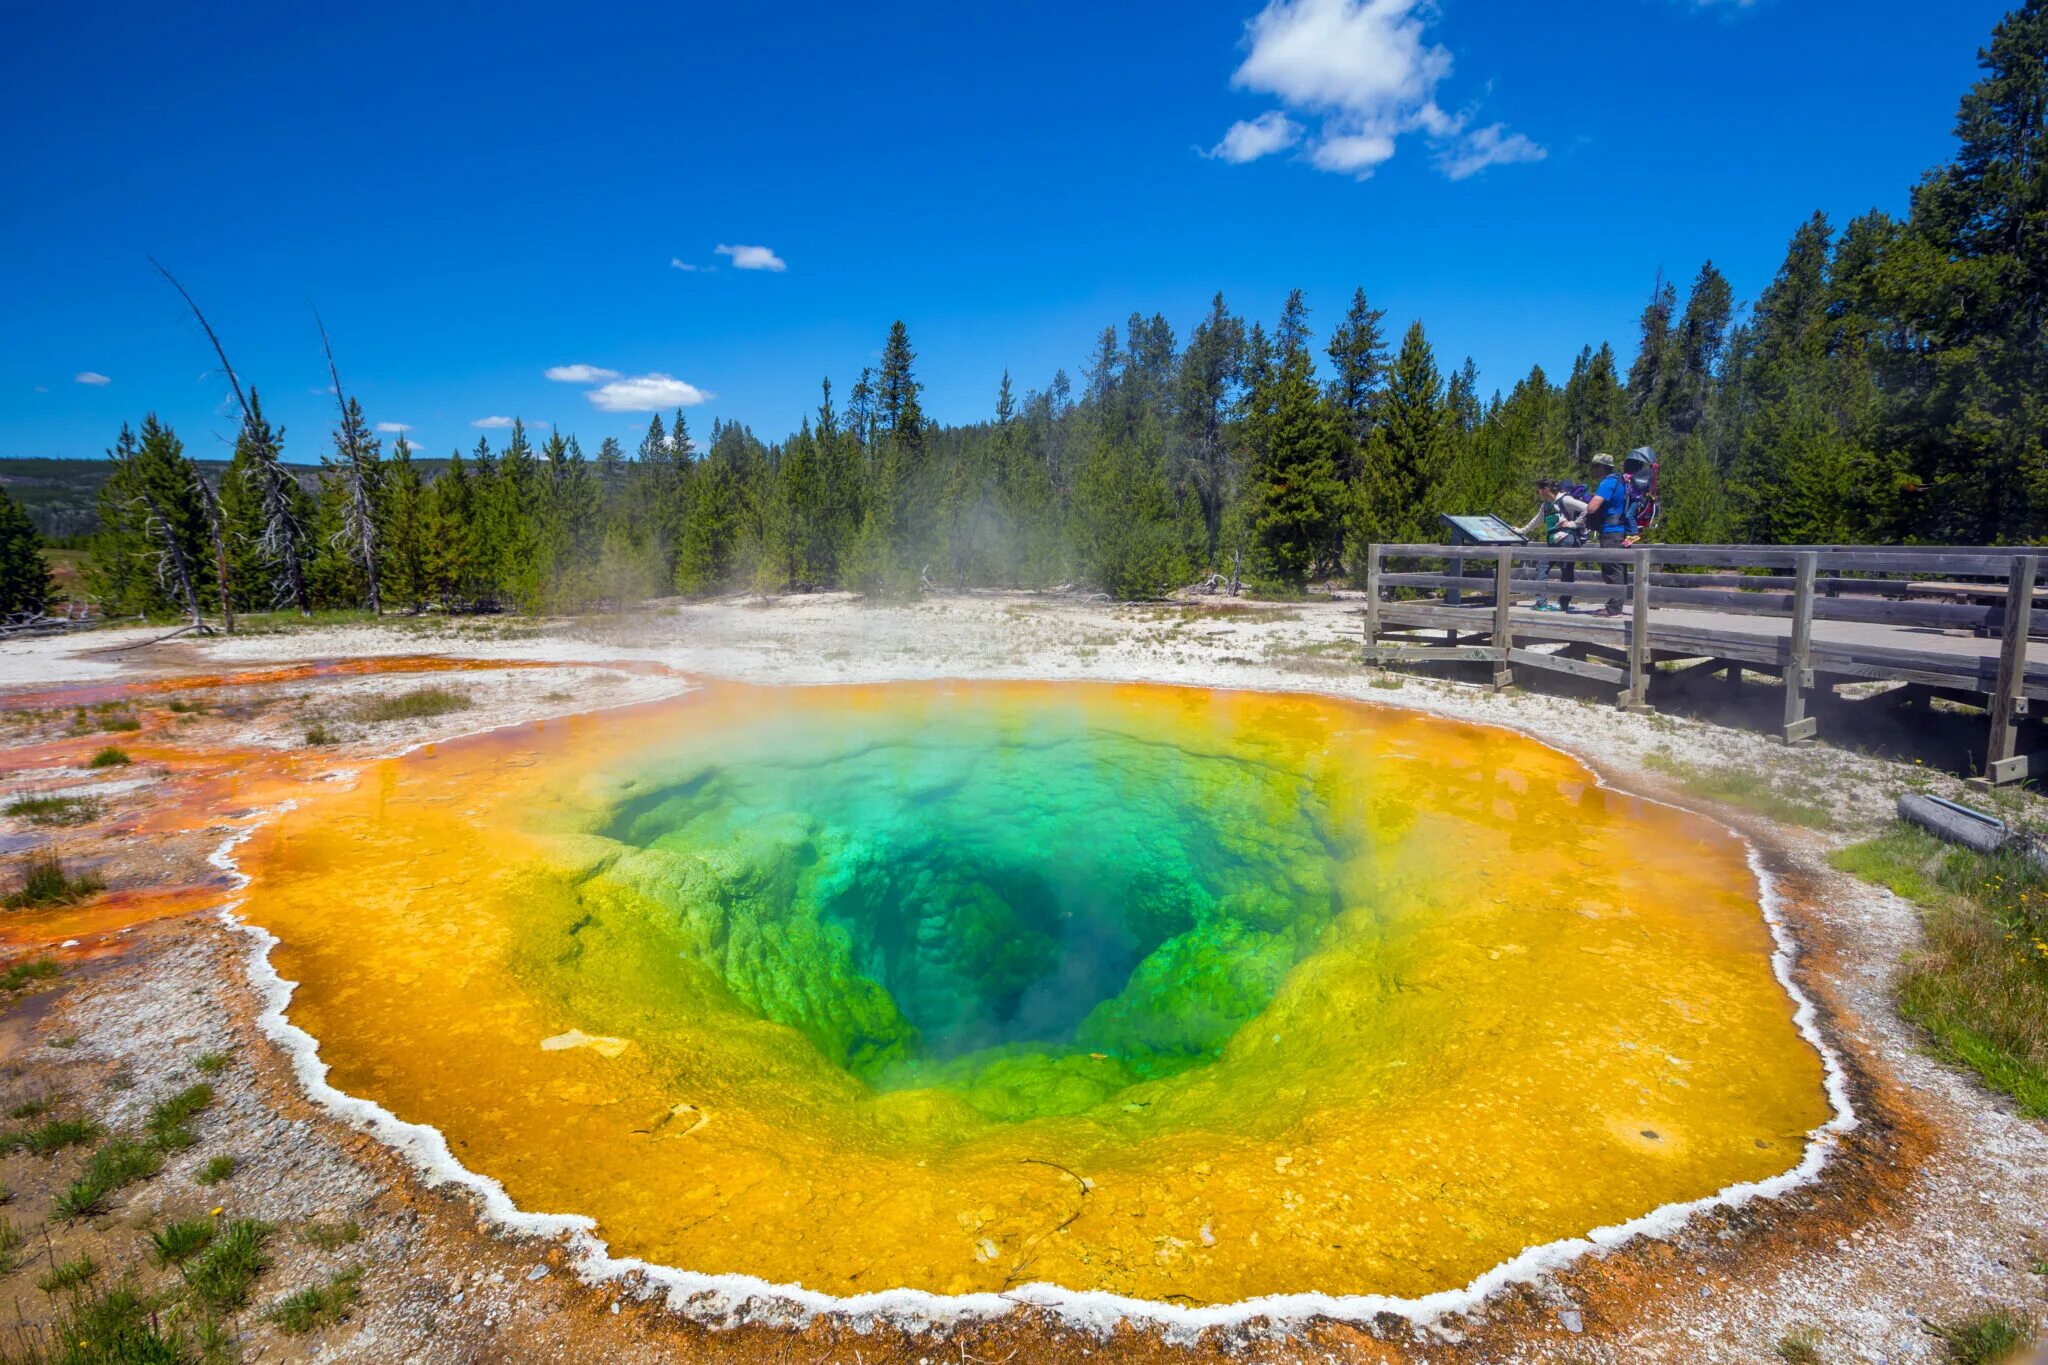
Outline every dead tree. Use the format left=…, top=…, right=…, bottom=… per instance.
left=317, top=312, right=382, bottom=616
left=153, top=259, right=313, bottom=616
left=132, top=480, right=205, bottom=633
left=190, top=468, right=235, bottom=633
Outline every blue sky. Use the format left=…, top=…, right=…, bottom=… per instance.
left=0, top=0, right=2013, bottom=463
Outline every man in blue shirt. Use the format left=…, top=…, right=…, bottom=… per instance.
left=1581, top=453, right=1637, bottom=617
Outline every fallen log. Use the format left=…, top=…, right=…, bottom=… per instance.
left=1896, top=793, right=2048, bottom=874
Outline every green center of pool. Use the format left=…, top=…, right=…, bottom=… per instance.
left=594, top=718, right=1350, bottom=1119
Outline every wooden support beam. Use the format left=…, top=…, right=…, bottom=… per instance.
left=1363, top=543, right=1382, bottom=656
left=1492, top=548, right=1514, bottom=691
left=1780, top=551, right=1818, bottom=744
left=1508, top=648, right=1626, bottom=685
left=1985, top=554, right=2036, bottom=784
left=1623, top=548, right=1652, bottom=712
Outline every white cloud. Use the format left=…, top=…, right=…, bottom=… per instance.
left=374, top=421, right=411, bottom=434
left=1215, top=0, right=1541, bottom=180
left=74, top=371, right=111, bottom=386
left=1437, top=121, right=1546, bottom=179
left=1205, top=110, right=1304, bottom=163
left=584, top=373, right=712, bottom=413
left=670, top=257, right=700, bottom=272
left=544, top=363, right=621, bottom=383
left=472, top=416, right=517, bottom=429
left=715, top=243, right=787, bottom=272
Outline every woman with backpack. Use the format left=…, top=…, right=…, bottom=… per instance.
left=1515, top=478, right=1588, bottom=611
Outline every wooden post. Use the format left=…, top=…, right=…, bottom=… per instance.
left=1985, top=553, right=2036, bottom=784
left=1623, top=548, right=1652, bottom=712
left=1779, top=550, right=1818, bottom=744
left=1492, top=547, right=1514, bottom=691
left=1363, top=544, right=1383, bottom=661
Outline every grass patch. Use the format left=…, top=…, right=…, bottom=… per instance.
left=1640, top=752, right=1834, bottom=829
left=3, top=795, right=104, bottom=827
left=1, top=1115, right=101, bottom=1157
left=4, top=853, right=105, bottom=909
left=0, top=959, right=62, bottom=991
left=85, top=747, right=131, bottom=768
left=7, top=1096, right=55, bottom=1121
left=0, top=1218, right=25, bottom=1274
left=297, top=1218, right=360, bottom=1251
left=1929, top=1307, right=2037, bottom=1363
left=181, top=1217, right=275, bottom=1313
left=150, top=1216, right=216, bottom=1267
left=1367, top=675, right=1404, bottom=690
left=266, top=1265, right=363, bottom=1335
left=346, top=685, right=473, bottom=724
left=1832, top=824, right=2048, bottom=1118
left=302, top=722, right=340, bottom=747
left=55, top=1137, right=165, bottom=1218
left=192, top=1051, right=230, bottom=1076
left=144, top=1083, right=214, bottom=1152
left=29, top=1283, right=205, bottom=1363
left=194, top=1155, right=235, bottom=1187
left=1774, top=1326, right=1824, bottom=1363
left=36, top=1254, right=98, bottom=1294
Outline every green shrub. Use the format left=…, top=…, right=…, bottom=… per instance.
left=86, top=747, right=131, bottom=768
left=1, top=1115, right=101, bottom=1156
left=0, top=959, right=61, bottom=991
left=145, top=1083, right=214, bottom=1152
left=195, top=1155, right=235, bottom=1186
left=193, top=1051, right=231, bottom=1075
left=4, top=853, right=105, bottom=909
left=1930, top=1307, right=2036, bottom=1364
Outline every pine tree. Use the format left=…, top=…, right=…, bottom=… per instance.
left=1249, top=332, right=1345, bottom=587
left=1175, top=294, right=1245, bottom=563
left=0, top=486, right=53, bottom=619
left=1326, top=287, right=1390, bottom=462
left=382, top=435, right=428, bottom=610
left=1362, top=321, right=1453, bottom=548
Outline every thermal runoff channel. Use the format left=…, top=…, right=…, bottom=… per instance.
left=245, top=682, right=1831, bottom=1305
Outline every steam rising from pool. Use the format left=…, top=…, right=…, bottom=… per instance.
left=243, top=681, right=1833, bottom=1307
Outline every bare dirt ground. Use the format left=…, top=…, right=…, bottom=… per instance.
left=0, top=593, right=2043, bottom=1363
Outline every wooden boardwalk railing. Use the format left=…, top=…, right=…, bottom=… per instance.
left=1363, top=542, right=2045, bottom=784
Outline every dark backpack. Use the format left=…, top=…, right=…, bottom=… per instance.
left=1624, top=448, right=1660, bottom=531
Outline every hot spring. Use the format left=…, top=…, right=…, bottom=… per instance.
left=242, top=681, right=1832, bottom=1306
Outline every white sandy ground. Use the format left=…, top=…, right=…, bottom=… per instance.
left=4, top=593, right=2047, bottom=1362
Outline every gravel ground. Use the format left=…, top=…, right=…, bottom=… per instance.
left=0, top=593, right=2042, bottom=1362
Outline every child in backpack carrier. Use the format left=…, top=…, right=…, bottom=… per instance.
left=1515, top=479, right=1588, bottom=611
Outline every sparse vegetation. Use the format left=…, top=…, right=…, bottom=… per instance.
left=195, top=1156, right=235, bottom=1186
left=181, top=1217, right=276, bottom=1313
left=70, top=709, right=141, bottom=735
left=192, top=1051, right=231, bottom=1076
left=1832, top=824, right=2048, bottom=1117
left=1775, top=1325, right=1825, bottom=1363
left=1, top=1115, right=101, bottom=1157
left=4, top=853, right=106, bottom=909
left=7, top=1096, right=55, bottom=1121
left=347, top=686, right=472, bottom=724
left=0, top=1218, right=25, bottom=1274
left=296, top=1218, right=360, bottom=1251
left=85, top=746, right=132, bottom=768
left=145, top=1083, right=214, bottom=1151
left=0, top=960, right=62, bottom=992
left=3, top=795, right=104, bottom=827
left=266, top=1265, right=363, bottom=1334
left=55, top=1137, right=166, bottom=1218
left=150, top=1216, right=216, bottom=1267
left=35, top=1255, right=98, bottom=1294
left=1928, top=1307, right=2036, bottom=1364
left=1641, top=752, right=1834, bottom=829
left=303, top=722, right=340, bottom=746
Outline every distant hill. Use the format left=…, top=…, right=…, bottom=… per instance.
left=0, top=456, right=448, bottom=543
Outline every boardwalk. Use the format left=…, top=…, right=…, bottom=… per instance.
left=1363, top=543, right=2048, bottom=783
